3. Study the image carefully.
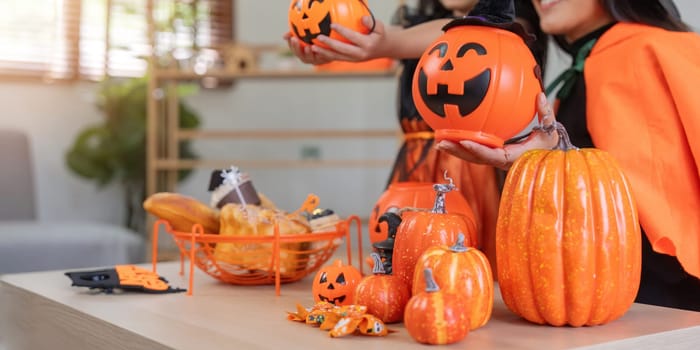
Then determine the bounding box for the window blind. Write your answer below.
[0,0,233,81]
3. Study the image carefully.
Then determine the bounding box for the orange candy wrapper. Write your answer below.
[287,302,396,338]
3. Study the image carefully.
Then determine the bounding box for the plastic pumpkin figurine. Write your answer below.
[388,177,478,291]
[404,268,470,345]
[368,181,474,244]
[354,253,411,324]
[412,18,542,147]
[412,233,493,330]
[496,122,641,327]
[288,0,374,49]
[312,259,363,306]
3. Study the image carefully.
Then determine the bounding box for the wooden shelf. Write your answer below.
[146,73,399,190]
[153,68,398,81]
[153,158,393,170]
[176,129,399,140]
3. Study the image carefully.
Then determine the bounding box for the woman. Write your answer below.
[437,0,700,311]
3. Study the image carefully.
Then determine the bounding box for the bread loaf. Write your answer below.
[143,192,220,234]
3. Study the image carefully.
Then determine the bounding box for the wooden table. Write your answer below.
[2,261,699,350]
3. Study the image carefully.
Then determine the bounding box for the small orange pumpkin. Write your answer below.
[404,268,469,345]
[496,123,641,326]
[354,253,410,324]
[412,18,542,147]
[368,181,475,244]
[312,259,363,306]
[288,0,374,49]
[390,179,478,291]
[413,233,493,330]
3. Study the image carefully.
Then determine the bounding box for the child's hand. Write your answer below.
[310,16,387,62]
[282,15,381,65]
[283,32,333,65]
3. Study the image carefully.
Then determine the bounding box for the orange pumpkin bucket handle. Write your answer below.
[358,0,377,32]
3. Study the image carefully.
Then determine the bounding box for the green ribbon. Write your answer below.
[545,38,598,100]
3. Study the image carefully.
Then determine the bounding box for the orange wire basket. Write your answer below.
[150,215,364,296]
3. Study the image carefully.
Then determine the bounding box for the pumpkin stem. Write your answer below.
[431,172,456,214]
[545,121,579,151]
[370,253,387,275]
[424,268,440,293]
[449,233,469,253]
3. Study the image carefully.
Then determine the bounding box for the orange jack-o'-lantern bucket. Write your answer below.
[312,259,363,306]
[368,181,474,244]
[288,0,375,49]
[411,18,543,148]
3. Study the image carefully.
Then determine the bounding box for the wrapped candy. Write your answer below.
[287,302,395,338]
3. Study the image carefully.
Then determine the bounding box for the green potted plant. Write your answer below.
[66,76,200,235]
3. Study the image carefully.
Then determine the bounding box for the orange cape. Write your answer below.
[585,23,700,278]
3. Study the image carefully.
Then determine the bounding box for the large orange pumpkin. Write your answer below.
[368,181,475,244]
[496,123,641,327]
[412,233,493,330]
[411,18,542,147]
[312,259,363,306]
[404,268,469,345]
[288,0,374,49]
[389,179,478,291]
[354,253,410,323]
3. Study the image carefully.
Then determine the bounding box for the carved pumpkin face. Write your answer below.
[412,20,543,147]
[312,259,363,306]
[288,0,373,49]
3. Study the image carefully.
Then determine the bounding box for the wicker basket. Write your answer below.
[150,216,364,296]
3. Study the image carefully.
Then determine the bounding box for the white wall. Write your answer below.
[0,82,127,224]
[1,0,698,230]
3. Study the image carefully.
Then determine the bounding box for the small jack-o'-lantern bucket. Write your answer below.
[412,18,543,148]
[312,259,363,306]
[288,0,375,49]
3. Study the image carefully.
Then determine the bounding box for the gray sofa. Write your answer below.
[0,129,144,274]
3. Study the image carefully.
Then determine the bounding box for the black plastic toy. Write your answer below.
[65,265,186,294]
